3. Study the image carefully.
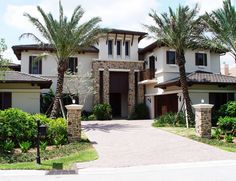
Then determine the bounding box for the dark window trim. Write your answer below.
[117,40,122,56]
[29,56,42,74]
[67,57,78,74]
[125,41,130,56]
[195,53,207,66]
[166,51,176,64]
[108,40,113,55]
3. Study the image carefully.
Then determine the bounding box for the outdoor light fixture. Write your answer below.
[201,99,204,104]
[36,120,47,164]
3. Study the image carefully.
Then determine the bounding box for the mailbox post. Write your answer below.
[36,120,46,164]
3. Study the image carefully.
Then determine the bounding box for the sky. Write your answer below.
[0,0,235,67]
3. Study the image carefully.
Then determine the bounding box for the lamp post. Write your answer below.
[36,120,46,164]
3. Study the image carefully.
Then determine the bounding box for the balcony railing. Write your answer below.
[140,69,155,81]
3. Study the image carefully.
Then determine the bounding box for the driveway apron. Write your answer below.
[77,120,236,169]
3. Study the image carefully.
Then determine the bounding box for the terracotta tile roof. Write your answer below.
[0,71,52,89]
[12,44,99,60]
[155,71,236,89]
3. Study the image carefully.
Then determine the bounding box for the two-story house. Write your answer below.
[139,41,236,118]
[12,29,147,117]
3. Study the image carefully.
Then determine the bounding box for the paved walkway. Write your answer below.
[77,120,236,169]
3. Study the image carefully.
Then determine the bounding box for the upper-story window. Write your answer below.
[29,56,42,74]
[166,51,176,64]
[67,57,78,74]
[108,40,113,56]
[125,41,130,57]
[117,40,122,56]
[195,53,207,66]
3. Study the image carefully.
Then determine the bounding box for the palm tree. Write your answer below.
[203,0,236,62]
[21,1,103,118]
[146,4,206,125]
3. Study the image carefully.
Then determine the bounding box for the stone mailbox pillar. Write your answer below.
[192,104,214,138]
[65,104,83,142]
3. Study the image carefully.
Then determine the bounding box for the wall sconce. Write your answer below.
[201,99,204,103]
[147,97,151,103]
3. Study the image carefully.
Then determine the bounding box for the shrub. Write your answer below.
[153,112,186,127]
[40,141,47,151]
[2,140,15,153]
[88,114,96,120]
[224,134,233,143]
[218,101,236,118]
[129,103,149,120]
[217,117,236,134]
[93,104,112,120]
[0,108,36,145]
[19,141,32,153]
[212,128,221,140]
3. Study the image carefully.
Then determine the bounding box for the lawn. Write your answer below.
[160,127,236,152]
[0,138,98,170]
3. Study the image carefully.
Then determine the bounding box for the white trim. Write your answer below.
[134,70,140,72]
[0,89,41,93]
[189,89,236,93]
[108,68,130,72]
[145,90,182,96]
[99,68,105,71]
[93,59,142,63]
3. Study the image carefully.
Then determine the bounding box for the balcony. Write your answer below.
[140,69,155,81]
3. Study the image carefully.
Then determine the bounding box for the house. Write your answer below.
[221,63,236,77]
[12,29,147,118]
[10,29,236,118]
[139,41,236,118]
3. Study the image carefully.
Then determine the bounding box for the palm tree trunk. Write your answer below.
[176,51,194,126]
[50,61,67,118]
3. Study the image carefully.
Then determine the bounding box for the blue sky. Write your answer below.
[0,0,235,67]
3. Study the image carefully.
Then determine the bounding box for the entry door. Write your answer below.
[110,93,121,117]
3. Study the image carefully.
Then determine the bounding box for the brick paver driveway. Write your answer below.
[77,120,236,169]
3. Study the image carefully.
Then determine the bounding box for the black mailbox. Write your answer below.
[39,124,47,136]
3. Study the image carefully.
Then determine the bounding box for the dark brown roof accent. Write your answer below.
[0,71,52,89]
[155,71,236,89]
[139,41,228,55]
[12,44,99,60]
[108,29,147,42]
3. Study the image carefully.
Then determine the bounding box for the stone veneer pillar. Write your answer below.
[65,104,83,142]
[192,104,214,138]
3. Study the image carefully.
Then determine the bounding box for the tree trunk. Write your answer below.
[50,61,67,119]
[176,50,194,126]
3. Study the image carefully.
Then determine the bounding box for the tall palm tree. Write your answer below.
[203,0,236,62]
[21,1,102,118]
[146,4,206,125]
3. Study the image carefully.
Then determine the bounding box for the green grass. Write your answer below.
[0,137,98,170]
[159,127,236,152]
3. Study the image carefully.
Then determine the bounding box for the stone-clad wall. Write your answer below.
[92,60,144,116]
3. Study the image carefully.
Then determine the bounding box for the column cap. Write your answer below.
[192,104,214,109]
[65,104,83,110]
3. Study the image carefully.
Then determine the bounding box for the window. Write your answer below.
[108,40,113,55]
[195,53,207,66]
[125,41,130,56]
[0,92,12,110]
[67,57,78,74]
[117,40,121,56]
[166,51,176,64]
[29,56,42,74]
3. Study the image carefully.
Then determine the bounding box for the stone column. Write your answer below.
[192,104,214,138]
[128,71,135,115]
[103,69,110,104]
[65,104,83,142]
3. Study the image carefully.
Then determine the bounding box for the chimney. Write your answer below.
[221,63,229,75]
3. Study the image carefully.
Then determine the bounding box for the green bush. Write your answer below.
[212,128,221,140]
[19,141,32,153]
[88,114,96,120]
[218,117,236,134]
[218,101,236,118]
[129,103,149,120]
[93,104,112,120]
[153,112,186,127]
[0,108,67,153]
[224,134,233,143]
[40,141,47,151]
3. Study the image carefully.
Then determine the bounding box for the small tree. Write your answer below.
[0,38,10,78]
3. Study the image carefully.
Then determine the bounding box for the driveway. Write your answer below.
[77,120,236,169]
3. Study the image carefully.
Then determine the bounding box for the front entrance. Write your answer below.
[154,94,178,117]
[109,93,121,117]
[109,72,129,118]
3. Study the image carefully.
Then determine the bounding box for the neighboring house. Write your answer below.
[0,71,51,113]
[139,41,236,118]
[12,29,147,118]
[221,63,236,77]
[10,29,236,118]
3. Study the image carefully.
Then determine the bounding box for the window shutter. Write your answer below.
[204,54,207,66]
[39,58,42,74]
[29,56,32,74]
[75,58,78,73]
[166,51,169,64]
[195,53,198,65]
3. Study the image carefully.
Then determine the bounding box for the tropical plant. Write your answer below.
[19,141,32,153]
[0,38,10,75]
[93,103,112,120]
[129,103,149,120]
[203,0,236,62]
[21,1,103,118]
[224,134,233,143]
[146,4,206,126]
